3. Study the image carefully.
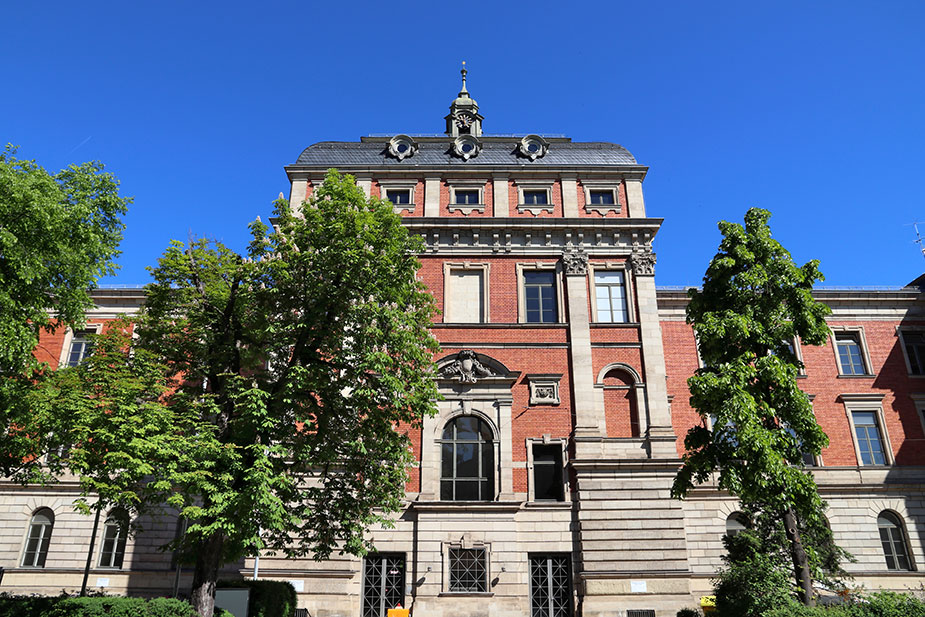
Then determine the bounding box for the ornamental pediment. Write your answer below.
[436,350,520,385]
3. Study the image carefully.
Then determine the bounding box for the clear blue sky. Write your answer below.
[4,1,924,287]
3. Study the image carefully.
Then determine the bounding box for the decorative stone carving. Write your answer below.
[561,249,589,276]
[387,135,418,161]
[519,134,549,160]
[630,244,657,276]
[452,135,481,160]
[441,350,495,384]
[527,374,562,405]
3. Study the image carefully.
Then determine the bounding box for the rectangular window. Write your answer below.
[532,444,564,501]
[454,190,480,205]
[594,271,629,323]
[835,333,866,375]
[67,330,95,367]
[589,190,615,205]
[853,411,887,465]
[903,331,925,375]
[385,189,411,205]
[449,548,487,592]
[446,270,484,323]
[529,555,573,617]
[524,271,557,323]
[523,190,548,205]
[98,518,128,569]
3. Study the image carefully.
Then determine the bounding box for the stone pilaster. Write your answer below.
[356,177,372,198]
[563,250,603,436]
[630,245,676,457]
[289,179,308,211]
[492,176,509,217]
[424,177,441,217]
[561,176,579,217]
[625,178,647,218]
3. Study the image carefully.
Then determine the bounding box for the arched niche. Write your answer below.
[595,363,646,438]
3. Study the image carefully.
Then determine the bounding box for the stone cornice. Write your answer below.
[404,217,662,256]
[285,165,649,181]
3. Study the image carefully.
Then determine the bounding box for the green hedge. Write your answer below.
[0,595,198,617]
[217,580,297,617]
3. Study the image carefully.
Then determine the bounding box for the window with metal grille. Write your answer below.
[835,332,866,375]
[362,554,405,617]
[449,548,487,592]
[853,411,887,465]
[66,330,95,367]
[594,271,629,323]
[22,509,54,567]
[589,189,615,205]
[626,611,656,617]
[530,555,572,617]
[441,417,494,501]
[878,512,912,571]
[903,331,925,375]
[532,444,564,501]
[454,190,480,205]
[524,271,557,323]
[523,190,548,205]
[98,510,129,568]
[386,189,411,205]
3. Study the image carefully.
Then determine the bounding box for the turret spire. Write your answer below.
[445,62,483,137]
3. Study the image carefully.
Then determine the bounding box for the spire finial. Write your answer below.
[459,61,468,95]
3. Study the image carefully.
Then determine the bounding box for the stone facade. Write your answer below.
[2,76,925,617]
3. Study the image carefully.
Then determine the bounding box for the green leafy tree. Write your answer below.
[0,145,129,479]
[671,208,838,606]
[135,170,440,617]
[27,323,201,594]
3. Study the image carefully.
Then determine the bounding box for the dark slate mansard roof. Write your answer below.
[292,138,638,168]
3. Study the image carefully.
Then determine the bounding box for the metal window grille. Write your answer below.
[626,611,656,617]
[594,271,628,323]
[878,513,911,570]
[853,411,886,465]
[530,555,572,617]
[524,271,557,323]
[362,554,405,617]
[836,334,866,375]
[449,548,486,592]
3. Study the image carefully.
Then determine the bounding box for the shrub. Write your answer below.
[217,580,297,617]
[0,595,197,617]
[677,609,702,617]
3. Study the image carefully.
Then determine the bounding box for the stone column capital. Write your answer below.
[561,249,589,277]
[630,244,657,276]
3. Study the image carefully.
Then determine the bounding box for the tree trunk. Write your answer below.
[80,503,103,596]
[190,534,225,617]
[783,508,815,606]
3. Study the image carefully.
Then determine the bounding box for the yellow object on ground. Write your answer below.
[700,595,716,613]
[387,608,409,617]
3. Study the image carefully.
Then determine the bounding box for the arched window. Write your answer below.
[878,511,912,571]
[725,512,749,539]
[99,510,129,569]
[441,416,494,501]
[22,508,54,567]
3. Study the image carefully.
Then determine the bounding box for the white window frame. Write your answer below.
[442,262,490,324]
[897,327,925,377]
[59,324,102,368]
[909,394,925,444]
[588,262,635,324]
[443,542,491,594]
[840,393,893,466]
[516,183,554,215]
[581,180,622,215]
[830,326,874,377]
[378,180,417,214]
[516,263,565,324]
[448,182,485,215]
[525,437,569,503]
[97,510,129,569]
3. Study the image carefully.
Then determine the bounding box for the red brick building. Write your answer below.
[2,71,924,617]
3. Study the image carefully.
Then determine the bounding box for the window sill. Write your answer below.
[448,204,486,215]
[439,592,494,597]
[590,322,640,327]
[525,500,571,508]
[837,374,877,379]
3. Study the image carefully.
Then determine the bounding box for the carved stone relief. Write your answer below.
[630,244,657,276]
[440,350,495,384]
